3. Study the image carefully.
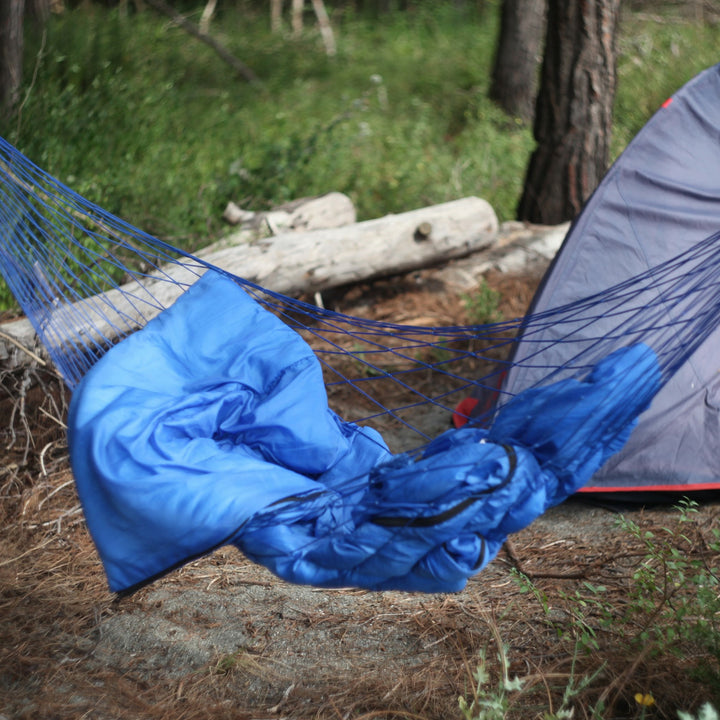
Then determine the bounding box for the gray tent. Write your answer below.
[502,63,720,497]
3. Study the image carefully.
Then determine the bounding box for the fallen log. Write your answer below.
[0,196,497,372]
[221,192,356,239]
[227,195,498,292]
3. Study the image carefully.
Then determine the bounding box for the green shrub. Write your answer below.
[619,500,720,692]
[1,3,719,312]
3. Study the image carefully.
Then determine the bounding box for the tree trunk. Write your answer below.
[26,0,50,24]
[517,0,620,225]
[271,0,282,32]
[199,0,217,35]
[0,0,25,120]
[310,0,336,56]
[292,0,303,35]
[489,0,546,123]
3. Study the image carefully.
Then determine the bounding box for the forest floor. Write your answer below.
[2,247,720,720]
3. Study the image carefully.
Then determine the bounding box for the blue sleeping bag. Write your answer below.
[68,271,660,594]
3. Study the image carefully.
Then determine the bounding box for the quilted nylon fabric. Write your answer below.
[68,271,660,594]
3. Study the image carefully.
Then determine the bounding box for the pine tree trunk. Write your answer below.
[292,0,303,35]
[489,0,546,123]
[517,0,620,224]
[271,0,282,32]
[27,0,50,24]
[0,0,26,120]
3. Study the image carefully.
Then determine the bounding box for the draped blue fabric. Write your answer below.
[68,271,660,594]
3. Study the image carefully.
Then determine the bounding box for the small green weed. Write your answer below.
[458,646,524,720]
[458,634,604,720]
[505,504,720,717]
[555,582,614,654]
[214,651,242,675]
[462,283,502,325]
[619,499,720,692]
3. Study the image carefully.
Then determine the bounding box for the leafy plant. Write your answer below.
[458,635,605,720]
[619,500,720,692]
[462,283,501,325]
[458,645,524,720]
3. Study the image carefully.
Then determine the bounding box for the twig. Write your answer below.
[267,683,296,714]
[502,537,591,580]
[37,479,74,511]
[0,535,55,567]
[17,368,33,465]
[38,405,67,429]
[15,29,47,137]
[30,505,83,532]
[0,329,46,366]
[39,441,53,477]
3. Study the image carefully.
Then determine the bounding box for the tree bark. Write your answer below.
[310,0,336,56]
[517,0,620,225]
[0,0,25,120]
[271,0,282,32]
[292,0,303,35]
[26,0,50,24]
[489,0,546,123]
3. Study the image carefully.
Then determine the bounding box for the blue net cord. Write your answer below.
[3,134,720,454]
[6,135,720,592]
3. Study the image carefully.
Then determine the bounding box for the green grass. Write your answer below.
[456,501,720,719]
[613,7,720,155]
[0,1,719,312]
[5,2,509,243]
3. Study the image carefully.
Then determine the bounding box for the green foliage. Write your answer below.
[503,503,720,717]
[619,499,720,692]
[613,10,720,158]
[554,582,614,654]
[458,634,604,720]
[5,2,511,240]
[6,3,718,231]
[458,646,524,720]
[462,282,501,325]
[1,3,719,314]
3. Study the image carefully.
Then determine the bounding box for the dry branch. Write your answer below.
[144,0,260,84]
[198,0,217,34]
[310,0,336,56]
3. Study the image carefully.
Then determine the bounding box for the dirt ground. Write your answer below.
[2,264,720,720]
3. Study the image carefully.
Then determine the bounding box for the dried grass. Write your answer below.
[1,273,719,719]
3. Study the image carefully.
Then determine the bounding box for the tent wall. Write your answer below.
[502,63,720,494]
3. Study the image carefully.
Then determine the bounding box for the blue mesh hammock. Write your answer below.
[2,67,720,595]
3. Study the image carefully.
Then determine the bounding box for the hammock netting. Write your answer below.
[1,133,719,594]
